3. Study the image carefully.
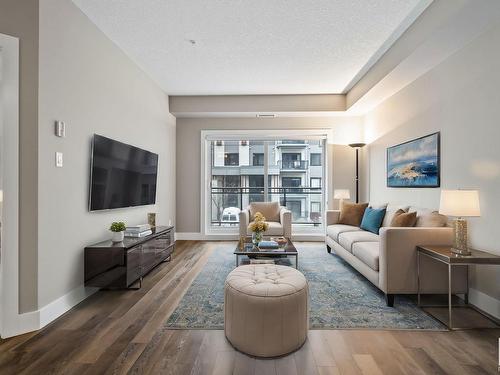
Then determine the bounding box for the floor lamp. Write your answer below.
[348,143,366,203]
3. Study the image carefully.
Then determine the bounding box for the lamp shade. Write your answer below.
[439,190,480,217]
[334,189,351,200]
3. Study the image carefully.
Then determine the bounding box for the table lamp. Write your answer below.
[439,190,480,255]
[334,189,351,210]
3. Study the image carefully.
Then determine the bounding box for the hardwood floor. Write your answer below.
[0,241,498,374]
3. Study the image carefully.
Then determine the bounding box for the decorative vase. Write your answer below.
[252,231,262,245]
[148,212,156,228]
[112,231,124,242]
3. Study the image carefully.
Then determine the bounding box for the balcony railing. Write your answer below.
[279,160,308,170]
[210,186,322,227]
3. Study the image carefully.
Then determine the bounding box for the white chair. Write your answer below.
[239,202,292,238]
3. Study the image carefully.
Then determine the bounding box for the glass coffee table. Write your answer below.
[234,236,298,268]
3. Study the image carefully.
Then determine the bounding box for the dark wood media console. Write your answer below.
[85,226,175,289]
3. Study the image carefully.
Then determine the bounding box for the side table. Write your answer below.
[416,245,500,329]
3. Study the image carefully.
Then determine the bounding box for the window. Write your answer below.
[310,153,321,166]
[310,177,321,188]
[252,153,264,166]
[287,201,302,221]
[224,153,239,166]
[282,177,301,188]
[311,202,321,213]
[208,138,325,233]
[282,153,303,169]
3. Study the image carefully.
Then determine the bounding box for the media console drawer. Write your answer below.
[85,225,175,289]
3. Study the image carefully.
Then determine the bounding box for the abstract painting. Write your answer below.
[387,132,440,187]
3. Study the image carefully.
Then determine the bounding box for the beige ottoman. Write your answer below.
[224,264,309,357]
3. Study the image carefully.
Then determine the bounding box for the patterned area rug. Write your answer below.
[166,242,444,330]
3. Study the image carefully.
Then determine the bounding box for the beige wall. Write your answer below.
[365,23,500,317]
[36,0,176,308]
[176,117,364,233]
[0,0,39,312]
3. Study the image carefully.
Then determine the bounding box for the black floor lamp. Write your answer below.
[348,143,366,203]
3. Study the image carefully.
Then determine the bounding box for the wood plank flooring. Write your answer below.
[0,241,498,374]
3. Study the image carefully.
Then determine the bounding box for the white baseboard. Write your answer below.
[469,287,500,320]
[39,285,99,328]
[175,232,325,242]
[1,285,99,338]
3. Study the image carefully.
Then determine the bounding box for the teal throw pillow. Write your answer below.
[360,207,386,234]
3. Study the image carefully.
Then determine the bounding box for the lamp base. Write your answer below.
[451,247,471,256]
[451,218,469,255]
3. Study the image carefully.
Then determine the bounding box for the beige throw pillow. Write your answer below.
[416,211,448,227]
[338,202,368,227]
[390,209,417,227]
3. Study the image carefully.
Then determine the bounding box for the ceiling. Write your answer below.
[72,0,431,95]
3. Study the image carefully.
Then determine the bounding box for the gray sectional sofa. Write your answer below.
[325,204,468,306]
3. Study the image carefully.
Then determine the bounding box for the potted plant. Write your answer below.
[249,212,269,245]
[110,221,126,242]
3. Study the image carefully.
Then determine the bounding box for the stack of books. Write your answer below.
[125,224,152,238]
[258,240,280,250]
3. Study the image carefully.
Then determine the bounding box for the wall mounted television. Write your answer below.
[89,134,158,211]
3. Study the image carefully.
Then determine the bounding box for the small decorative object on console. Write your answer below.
[148,212,156,227]
[110,221,126,242]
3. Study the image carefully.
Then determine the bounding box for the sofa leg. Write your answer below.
[326,245,331,253]
[385,294,395,307]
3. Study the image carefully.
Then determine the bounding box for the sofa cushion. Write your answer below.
[247,221,283,235]
[338,202,368,226]
[360,207,386,234]
[382,204,410,227]
[390,209,417,227]
[338,231,379,252]
[249,202,281,222]
[352,242,380,271]
[326,224,361,241]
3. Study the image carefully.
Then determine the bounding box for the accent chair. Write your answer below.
[239,202,292,238]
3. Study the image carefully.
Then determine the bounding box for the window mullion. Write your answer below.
[263,141,269,201]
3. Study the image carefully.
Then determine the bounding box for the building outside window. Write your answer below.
[310,153,322,166]
[224,153,239,166]
[310,177,321,188]
[282,177,301,188]
[252,153,264,166]
[311,201,321,213]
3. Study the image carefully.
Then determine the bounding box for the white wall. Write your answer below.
[176,116,364,233]
[365,22,500,318]
[37,0,176,309]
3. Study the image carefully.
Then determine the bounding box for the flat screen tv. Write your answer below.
[89,134,158,211]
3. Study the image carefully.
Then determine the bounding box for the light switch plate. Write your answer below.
[56,152,63,167]
[55,121,66,137]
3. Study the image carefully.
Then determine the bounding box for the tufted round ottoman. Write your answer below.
[224,264,309,357]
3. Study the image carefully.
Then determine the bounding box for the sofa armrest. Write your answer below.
[239,210,250,237]
[378,227,466,294]
[326,210,341,225]
[280,207,292,238]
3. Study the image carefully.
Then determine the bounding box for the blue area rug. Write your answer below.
[166,242,444,330]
